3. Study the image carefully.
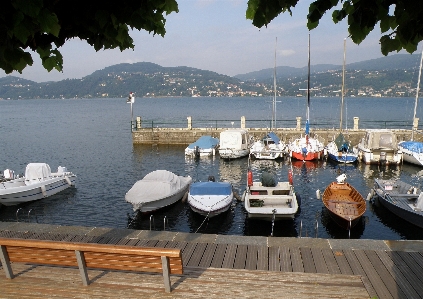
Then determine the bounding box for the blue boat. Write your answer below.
[399,141,423,166]
[185,135,219,157]
[326,132,358,164]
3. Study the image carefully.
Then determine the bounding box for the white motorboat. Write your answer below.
[187,178,233,217]
[185,135,219,157]
[218,128,252,159]
[0,163,77,206]
[243,170,299,220]
[357,129,402,165]
[250,132,286,160]
[125,170,192,212]
[398,49,423,167]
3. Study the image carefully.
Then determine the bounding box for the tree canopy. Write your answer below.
[0,0,178,74]
[247,0,423,55]
[1,0,423,75]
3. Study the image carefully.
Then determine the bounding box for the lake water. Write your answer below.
[1,96,423,240]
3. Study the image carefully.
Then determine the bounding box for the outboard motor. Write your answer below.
[379,151,387,166]
[208,175,215,182]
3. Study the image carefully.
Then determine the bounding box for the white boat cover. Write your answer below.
[186,136,219,150]
[125,170,189,205]
[25,163,52,185]
[399,141,423,153]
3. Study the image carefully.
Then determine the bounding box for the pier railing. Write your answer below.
[130,118,414,131]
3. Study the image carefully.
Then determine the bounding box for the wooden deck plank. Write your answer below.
[310,247,329,274]
[186,243,207,267]
[321,248,341,274]
[198,243,217,268]
[125,239,139,246]
[354,250,394,299]
[390,251,423,294]
[300,247,316,273]
[363,250,407,299]
[221,244,237,269]
[245,245,259,270]
[209,244,226,268]
[408,251,423,273]
[343,250,379,299]
[0,263,370,299]
[333,250,353,275]
[268,246,280,271]
[181,242,197,267]
[290,247,304,273]
[279,247,292,272]
[233,244,247,269]
[256,245,268,271]
[375,250,421,299]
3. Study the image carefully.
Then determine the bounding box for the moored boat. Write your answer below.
[357,129,402,165]
[218,128,252,159]
[326,132,358,164]
[243,170,299,220]
[288,34,324,161]
[0,163,77,206]
[250,132,286,160]
[320,174,366,230]
[373,179,423,229]
[185,135,219,157]
[125,170,192,212]
[187,178,233,217]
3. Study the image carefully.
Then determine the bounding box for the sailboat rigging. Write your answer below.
[325,38,358,164]
[398,48,423,166]
[288,34,324,161]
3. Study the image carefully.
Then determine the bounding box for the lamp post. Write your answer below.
[127,92,135,129]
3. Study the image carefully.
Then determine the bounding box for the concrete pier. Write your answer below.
[131,116,422,145]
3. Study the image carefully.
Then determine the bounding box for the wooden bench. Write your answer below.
[0,237,183,292]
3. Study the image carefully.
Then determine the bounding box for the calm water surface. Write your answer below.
[1,97,423,240]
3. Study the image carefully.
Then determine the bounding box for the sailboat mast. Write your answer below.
[340,38,346,132]
[273,37,277,130]
[307,33,310,126]
[412,49,423,141]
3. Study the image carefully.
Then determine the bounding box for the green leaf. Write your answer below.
[380,35,401,55]
[39,9,61,37]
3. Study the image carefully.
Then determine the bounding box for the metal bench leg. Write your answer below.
[75,250,89,286]
[161,256,171,292]
[0,245,14,279]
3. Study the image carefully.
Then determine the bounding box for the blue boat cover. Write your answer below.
[266,132,281,144]
[189,181,232,196]
[400,141,423,153]
[187,135,219,149]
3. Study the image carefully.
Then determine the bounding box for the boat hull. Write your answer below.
[400,148,423,166]
[0,174,77,206]
[188,195,233,217]
[291,150,323,161]
[139,186,189,213]
[374,179,423,229]
[219,149,249,159]
[322,181,366,230]
[327,152,358,164]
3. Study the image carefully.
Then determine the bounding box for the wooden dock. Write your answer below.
[1,222,423,298]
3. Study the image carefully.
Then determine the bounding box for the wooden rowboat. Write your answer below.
[321,174,366,230]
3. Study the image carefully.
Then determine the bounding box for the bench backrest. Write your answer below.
[0,237,183,292]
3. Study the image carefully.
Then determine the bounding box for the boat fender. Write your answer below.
[316,189,321,200]
[366,192,373,201]
[288,169,293,185]
[233,190,241,201]
[181,191,188,203]
[40,185,47,197]
[247,170,253,187]
[65,176,72,186]
[323,148,327,157]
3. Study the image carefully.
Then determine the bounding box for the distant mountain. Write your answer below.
[235,54,421,81]
[0,54,421,99]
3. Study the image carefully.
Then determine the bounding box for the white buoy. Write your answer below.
[316,189,321,199]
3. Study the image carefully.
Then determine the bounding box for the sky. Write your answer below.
[0,0,406,83]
